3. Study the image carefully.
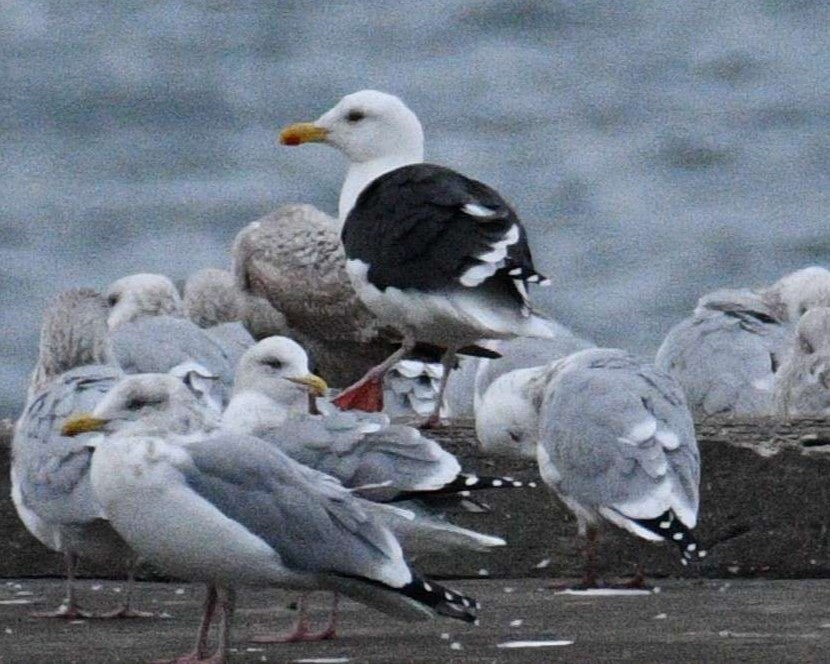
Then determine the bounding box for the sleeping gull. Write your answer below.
[11,288,143,618]
[774,306,830,417]
[656,266,830,417]
[280,90,556,426]
[62,375,480,662]
[474,348,704,587]
[105,273,235,409]
[182,267,258,369]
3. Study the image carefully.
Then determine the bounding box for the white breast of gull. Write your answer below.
[280,90,556,426]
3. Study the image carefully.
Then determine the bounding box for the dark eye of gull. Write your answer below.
[264,358,283,370]
[346,109,365,123]
[107,294,120,307]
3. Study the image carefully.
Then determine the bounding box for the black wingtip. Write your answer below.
[390,473,536,502]
[633,510,707,565]
[402,574,479,623]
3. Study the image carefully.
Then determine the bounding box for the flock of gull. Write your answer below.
[11,89,830,663]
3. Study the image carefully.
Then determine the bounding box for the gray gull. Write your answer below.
[62,375,479,662]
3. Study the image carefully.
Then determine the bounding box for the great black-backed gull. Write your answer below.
[280,90,556,425]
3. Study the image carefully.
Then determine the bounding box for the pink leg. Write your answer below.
[152,585,218,664]
[332,338,415,413]
[419,348,457,429]
[251,592,339,643]
[95,559,155,619]
[576,526,601,589]
[32,552,95,619]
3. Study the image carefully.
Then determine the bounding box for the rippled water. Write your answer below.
[2,0,829,416]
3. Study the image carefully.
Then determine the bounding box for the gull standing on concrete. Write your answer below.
[280,90,556,425]
[222,336,508,641]
[474,348,704,587]
[774,307,830,417]
[62,375,479,663]
[11,288,144,618]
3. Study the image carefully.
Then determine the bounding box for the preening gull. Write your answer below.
[774,306,830,417]
[105,273,235,409]
[182,267,258,369]
[280,90,556,425]
[472,348,704,587]
[656,267,830,417]
[62,375,480,662]
[12,288,143,618]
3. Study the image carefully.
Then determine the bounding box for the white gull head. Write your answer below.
[282,90,425,223]
[105,273,183,330]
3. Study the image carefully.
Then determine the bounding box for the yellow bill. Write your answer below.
[280,122,329,146]
[61,414,108,437]
[284,373,329,397]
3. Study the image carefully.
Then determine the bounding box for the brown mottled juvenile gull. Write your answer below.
[656,266,830,418]
[62,374,479,662]
[280,90,556,426]
[774,306,830,417]
[232,205,451,417]
[232,203,393,387]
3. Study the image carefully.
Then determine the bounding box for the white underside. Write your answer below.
[90,436,313,589]
[346,259,554,346]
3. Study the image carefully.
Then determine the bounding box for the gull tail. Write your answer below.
[632,509,707,566]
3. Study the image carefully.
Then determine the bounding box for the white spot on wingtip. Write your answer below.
[462,202,496,218]
[672,533,684,541]
[464,476,479,486]
[491,479,503,487]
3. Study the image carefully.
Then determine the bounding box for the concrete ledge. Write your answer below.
[2,417,830,581]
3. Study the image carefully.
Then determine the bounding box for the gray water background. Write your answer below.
[2,0,829,418]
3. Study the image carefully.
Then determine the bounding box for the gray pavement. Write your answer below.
[1,578,828,663]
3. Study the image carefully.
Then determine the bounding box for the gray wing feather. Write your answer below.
[254,413,460,501]
[540,350,699,525]
[110,316,234,402]
[182,433,407,583]
[656,309,791,417]
[13,365,122,525]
